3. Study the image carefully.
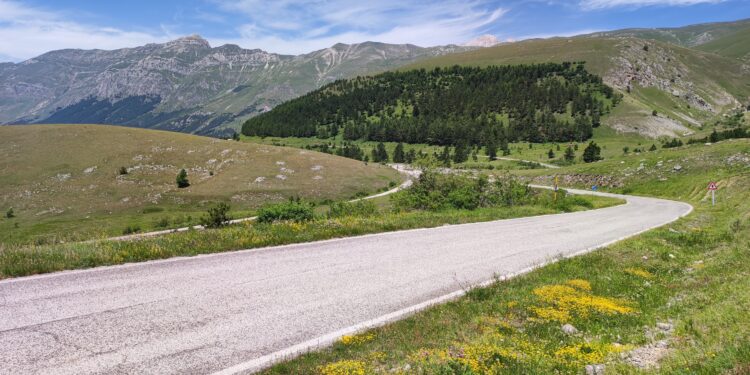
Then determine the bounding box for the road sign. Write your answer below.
[708,182,718,191]
[591,185,598,191]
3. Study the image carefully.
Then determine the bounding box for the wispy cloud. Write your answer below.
[580,0,725,10]
[210,0,507,54]
[0,0,165,61]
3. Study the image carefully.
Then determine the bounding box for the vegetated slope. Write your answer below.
[694,24,750,61]
[588,18,750,60]
[0,37,471,136]
[0,124,399,243]
[243,63,619,147]
[403,37,750,138]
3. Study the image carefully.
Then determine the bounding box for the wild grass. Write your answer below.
[0,125,400,244]
[0,190,618,279]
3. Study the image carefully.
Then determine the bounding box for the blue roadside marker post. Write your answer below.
[592,185,598,192]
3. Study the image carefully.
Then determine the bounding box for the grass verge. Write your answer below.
[0,191,619,279]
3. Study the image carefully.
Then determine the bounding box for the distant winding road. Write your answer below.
[0,188,691,375]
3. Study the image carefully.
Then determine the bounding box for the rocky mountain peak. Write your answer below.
[166,35,211,49]
[463,34,501,48]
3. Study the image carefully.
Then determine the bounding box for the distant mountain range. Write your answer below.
[1,18,748,137]
[0,36,471,136]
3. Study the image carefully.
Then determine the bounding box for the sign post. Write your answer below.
[708,182,718,206]
[553,176,559,202]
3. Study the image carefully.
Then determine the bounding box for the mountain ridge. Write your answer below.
[0,36,473,136]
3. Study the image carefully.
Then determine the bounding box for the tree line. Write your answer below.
[242,63,620,148]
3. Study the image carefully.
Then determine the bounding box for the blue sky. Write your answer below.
[0,0,748,61]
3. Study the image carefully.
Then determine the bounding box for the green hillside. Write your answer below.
[695,23,750,60]
[0,125,400,244]
[403,37,750,139]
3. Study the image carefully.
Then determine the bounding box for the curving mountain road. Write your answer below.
[0,189,692,375]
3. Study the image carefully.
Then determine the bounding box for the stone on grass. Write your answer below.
[585,364,606,375]
[561,323,578,335]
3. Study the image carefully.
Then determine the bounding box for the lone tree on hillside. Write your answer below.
[564,146,575,162]
[118,166,128,175]
[5,208,14,219]
[649,144,658,151]
[392,143,405,163]
[548,149,555,159]
[583,142,603,163]
[176,169,190,188]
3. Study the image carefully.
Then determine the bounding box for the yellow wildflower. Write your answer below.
[624,268,654,279]
[530,280,635,323]
[318,360,367,375]
[339,332,375,346]
[566,279,592,291]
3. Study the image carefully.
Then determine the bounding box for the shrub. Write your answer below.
[122,225,141,235]
[391,171,531,211]
[328,200,378,218]
[176,168,190,188]
[154,217,170,228]
[118,166,128,175]
[5,208,14,219]
[201,202,232,228]
[257,198,315,223]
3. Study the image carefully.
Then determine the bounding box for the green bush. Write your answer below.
[201,202,232,228]
[535,190,595,212]
[122,225,141,235]
[328,200,378,219]
[257,198,315,223]
[176,168,190,188]
[154,217,170,228]
[391,171,531,211]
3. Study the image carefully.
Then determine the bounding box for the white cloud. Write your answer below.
[0,0,166,61]
[210,0,507,54]
[580,0,724,10]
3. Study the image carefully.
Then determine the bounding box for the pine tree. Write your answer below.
[548,149,555,159]
[564,146,575,162]
[371,142,389,163]
[405,149,416,164]
[393,143,406,163]
[582,142,602,163]
[485,139,498,161]
[439,146,452,167]
[453,141,469,163]
[5,207,14,219]
[649,144,658,151]
[176,169,190,188]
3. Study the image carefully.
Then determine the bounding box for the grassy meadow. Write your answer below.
[0,125,401,245]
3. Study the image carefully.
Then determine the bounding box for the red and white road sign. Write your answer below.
[708,182,718,191]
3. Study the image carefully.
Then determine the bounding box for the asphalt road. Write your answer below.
[0,189,692,375]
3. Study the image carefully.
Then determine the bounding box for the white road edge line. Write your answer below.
[211,190,693,375]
